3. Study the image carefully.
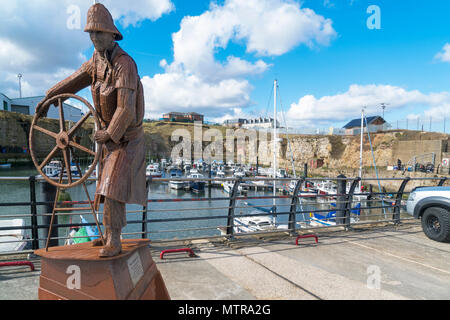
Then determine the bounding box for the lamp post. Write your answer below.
[380,103,389,120]
[17,74,23,98]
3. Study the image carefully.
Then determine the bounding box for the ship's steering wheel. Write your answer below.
[29,94,101,189]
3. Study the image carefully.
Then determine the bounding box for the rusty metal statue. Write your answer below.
[36,3,147,257]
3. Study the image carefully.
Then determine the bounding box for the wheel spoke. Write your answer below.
[58,98,66,132]
[68,111,92,137]
[33,125,58,139]
[68,147,83,177]
[63,148,72,184]
[69,140,96,156]
[39,145,59,171]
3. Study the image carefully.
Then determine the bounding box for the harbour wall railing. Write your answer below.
[0,175,447,256]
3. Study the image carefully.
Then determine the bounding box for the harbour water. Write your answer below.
[0,164,395,246]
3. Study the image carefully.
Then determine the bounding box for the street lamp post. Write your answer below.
[17,74,23,98]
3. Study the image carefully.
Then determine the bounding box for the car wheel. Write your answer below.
[421,207,450,243]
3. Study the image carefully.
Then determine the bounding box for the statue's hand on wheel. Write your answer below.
[94,130,111,144]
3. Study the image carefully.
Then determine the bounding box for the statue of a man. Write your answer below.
[37,3,147,257]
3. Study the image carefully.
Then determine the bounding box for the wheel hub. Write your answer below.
[427,216,441,233]
[56,131,70,149]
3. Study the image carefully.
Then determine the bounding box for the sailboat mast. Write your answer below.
[359,108,364,191]
[273,79,277,211]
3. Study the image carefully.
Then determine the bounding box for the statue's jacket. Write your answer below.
[46,44,147,206]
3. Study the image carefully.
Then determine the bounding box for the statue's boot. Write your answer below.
[99,228,122,257]
[92,229,108,247]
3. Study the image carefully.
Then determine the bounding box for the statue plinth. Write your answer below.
[34,239,170,300]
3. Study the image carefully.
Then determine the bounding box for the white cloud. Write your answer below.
[168,0,336,81]
[286,84,450,127]
[435,43,450,63]
[144,0,336,119]
[102,0,174,27]
[0,0,174,97]
[142,73,253,119]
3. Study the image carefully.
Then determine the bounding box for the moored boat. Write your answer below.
[146,164,162,178]
[0,219,28,252]
[188,173,206,193]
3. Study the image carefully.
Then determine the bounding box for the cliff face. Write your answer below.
[277,131,448,172]
[1,111,448,177]
[0,111,93,161]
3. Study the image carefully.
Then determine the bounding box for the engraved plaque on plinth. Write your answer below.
[34,239,170,300]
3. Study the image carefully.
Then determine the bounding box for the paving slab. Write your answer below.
[0,221,448,300]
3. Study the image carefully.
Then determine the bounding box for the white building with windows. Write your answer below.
[242,117,280,129]
[0,93,82,122]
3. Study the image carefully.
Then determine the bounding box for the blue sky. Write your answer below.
[2,0,450,131]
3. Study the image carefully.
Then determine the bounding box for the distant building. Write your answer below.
[162,112,204,123]
[343,116,391,135]
[0,92,82,122]
[223,118,247,128]
[224,117,280,129]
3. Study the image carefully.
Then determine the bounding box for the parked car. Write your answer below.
[406,186,450,242]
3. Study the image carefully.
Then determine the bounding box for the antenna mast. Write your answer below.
[359,107,365,191]
[273,79,277,223]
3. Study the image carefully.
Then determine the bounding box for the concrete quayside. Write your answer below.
[1,221,449,300]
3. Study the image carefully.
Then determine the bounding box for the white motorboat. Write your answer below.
[168,168,185,190]
[146,164,162,178]
[251,176,268,187]
[223,180,249,193]
[213,171,226,186]
[40,160,61,178]
[189,167,199,174]
[233,169,246,178]
[234,199,288,234]
[39,160,81,179]
[169,179,187,190]
[0,219,27,252]
[288,180,317,198]
[276,168,288,178]
[316,180,337,197]
[233,214,276,233]
[219,206,288,235]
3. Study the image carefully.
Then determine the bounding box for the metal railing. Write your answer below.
[0,175,447,256]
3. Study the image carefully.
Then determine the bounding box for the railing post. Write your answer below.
[393,177,411,224]
[226,178,241,237]
[208,163,212,195]
[142,177,150,239]
[438,177,447,186]
[336,175,347,226]
[29,176,39,250]
[42,180,58,247]
[345,177,361,228]
[367,184,374,216]
[288,178,304,235]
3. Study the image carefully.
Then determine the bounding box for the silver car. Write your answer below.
[406,186,450,242]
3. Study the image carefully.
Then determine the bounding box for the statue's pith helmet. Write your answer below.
[84,3,123,41]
